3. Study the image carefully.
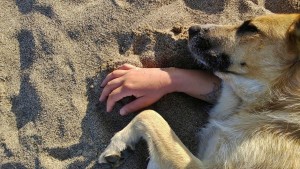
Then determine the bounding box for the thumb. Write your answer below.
[119,96,155,116]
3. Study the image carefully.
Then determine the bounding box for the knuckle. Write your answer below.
[123,82,133,89]
[108,93,115,102]
[108,90,120,101]
[106,81,113,86]
[110,71,118,77]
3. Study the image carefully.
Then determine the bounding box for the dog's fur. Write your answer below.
[99,14,300,169]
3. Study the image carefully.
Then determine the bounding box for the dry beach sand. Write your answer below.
[0,0,299,168]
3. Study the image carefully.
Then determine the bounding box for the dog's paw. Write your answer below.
[98,139,134,168]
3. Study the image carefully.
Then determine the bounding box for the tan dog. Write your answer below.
[99,14,300,169]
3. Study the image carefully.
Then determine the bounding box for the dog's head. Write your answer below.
[189,14,300,102]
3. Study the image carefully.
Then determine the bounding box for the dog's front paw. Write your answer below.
[98,138,134,168]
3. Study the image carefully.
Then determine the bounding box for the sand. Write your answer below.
[0,0,299,168]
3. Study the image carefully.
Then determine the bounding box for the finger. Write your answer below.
[119,96,155,116]
[101,70,128,87]
[106,86,131,112]
[118,64,138,70]
[99,78,123,102]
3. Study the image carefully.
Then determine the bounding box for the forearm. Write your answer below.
[165,68,222,103]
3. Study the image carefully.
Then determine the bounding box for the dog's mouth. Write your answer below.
[188,37,231,72]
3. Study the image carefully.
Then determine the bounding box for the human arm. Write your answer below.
[99,64,221,115]
[168,68,222,103]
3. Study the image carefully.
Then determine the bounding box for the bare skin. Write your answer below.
[100,63,221,115]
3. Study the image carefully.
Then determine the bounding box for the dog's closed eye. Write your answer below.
[237,20,259,35]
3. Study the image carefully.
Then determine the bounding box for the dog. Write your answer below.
[99,14,300,169]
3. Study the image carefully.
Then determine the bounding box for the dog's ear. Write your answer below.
[287,16,300,58]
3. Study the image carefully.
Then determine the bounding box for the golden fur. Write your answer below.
[99,14,300,169]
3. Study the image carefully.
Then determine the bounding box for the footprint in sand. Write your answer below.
[12,29,42,129]
[15,0,55,19]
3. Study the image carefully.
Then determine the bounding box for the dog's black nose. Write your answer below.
[189,25,212,38]
[188,26,201,38]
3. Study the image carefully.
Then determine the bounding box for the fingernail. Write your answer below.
[120,109,126,116]
[100,81,105,87]
[107,107,112,112]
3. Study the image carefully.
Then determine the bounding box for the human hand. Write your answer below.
[99,64,173,116]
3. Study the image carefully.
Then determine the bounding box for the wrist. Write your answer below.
[162,67,183,94]
[164,68,221,101]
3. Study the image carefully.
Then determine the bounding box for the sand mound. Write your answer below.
[0,0,298,168]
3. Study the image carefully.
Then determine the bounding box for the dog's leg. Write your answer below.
[99,110,203,169]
